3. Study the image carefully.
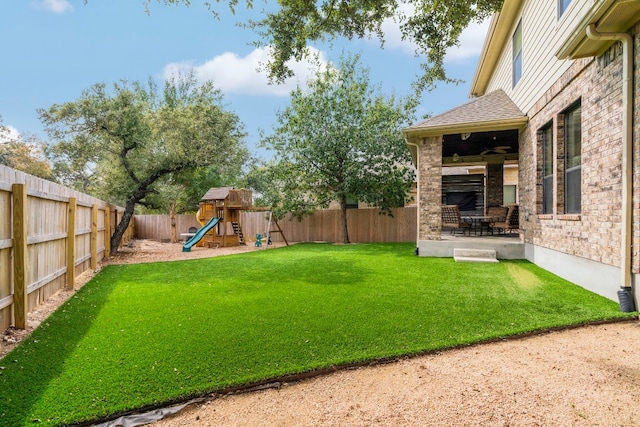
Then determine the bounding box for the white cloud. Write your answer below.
[371,7,490,64]
[444,20,490,63]
[163,47,330,97]
[31,0,74,14]
[0,125,20,143]
[377,4,417,56]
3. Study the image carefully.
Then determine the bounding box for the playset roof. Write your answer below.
[200,187,234,201]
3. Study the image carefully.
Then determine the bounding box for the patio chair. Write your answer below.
[442,205,472,236]
[487,206,508,223]
[491,204,519,234]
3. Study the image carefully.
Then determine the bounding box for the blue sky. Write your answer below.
[0,0,489,159]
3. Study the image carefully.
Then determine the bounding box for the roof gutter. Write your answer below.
[404,116,528,139]
[586,24,636,311]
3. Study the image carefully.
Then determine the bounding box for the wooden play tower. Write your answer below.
[197,187,253,248]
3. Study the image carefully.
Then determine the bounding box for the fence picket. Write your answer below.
[134,207,417,244]
[0,165,132,332]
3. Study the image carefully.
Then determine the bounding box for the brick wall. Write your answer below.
[486,163,504,208]
[417,136,443,240]
[633,24,640,272]
[521,26,639,270]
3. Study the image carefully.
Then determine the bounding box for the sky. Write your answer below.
[0,0,490,159]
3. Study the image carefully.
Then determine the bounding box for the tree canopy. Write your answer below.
[260,54,416,243]
[0,119,53,179]
[39,75,247,250]
[128,0,503,90]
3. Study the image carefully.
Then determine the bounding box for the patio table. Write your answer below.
[463,216,500,236]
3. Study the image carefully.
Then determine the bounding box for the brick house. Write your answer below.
[403,0,639,309]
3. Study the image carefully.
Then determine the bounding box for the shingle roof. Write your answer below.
[201,187,234,201]
[404,90,527,135]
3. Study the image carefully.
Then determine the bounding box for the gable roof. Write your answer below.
[403,90,527,138]
[201,187,234,201]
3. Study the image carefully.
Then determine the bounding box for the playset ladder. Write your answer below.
[231,221,245,245]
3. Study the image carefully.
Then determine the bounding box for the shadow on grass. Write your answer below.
[0,268,118,426]
[172,248,375,287]
[262,256,372,286]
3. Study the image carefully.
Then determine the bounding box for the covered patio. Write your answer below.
[403,90,528,259]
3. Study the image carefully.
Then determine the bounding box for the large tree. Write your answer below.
[39,75,247,251]
[0,118,53,179]
[261,54,416,244]
[134,0,502,89]
[137,163,246,215]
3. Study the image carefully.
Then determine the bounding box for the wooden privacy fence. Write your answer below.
[135,214,201,241]
[135,207,417,244]
[0,165,133,332]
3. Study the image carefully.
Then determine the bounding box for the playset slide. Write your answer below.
[182,217,220,252]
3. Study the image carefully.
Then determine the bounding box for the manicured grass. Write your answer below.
[0,243,633,425]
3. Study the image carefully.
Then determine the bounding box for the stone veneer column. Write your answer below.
[486,162,504,209]
[418,136,443,240]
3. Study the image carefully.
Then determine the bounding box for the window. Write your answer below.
[512,20,522,87]
[559,0,572,17]
[504,185,517,205]
[564,103,581,214]
[541,124,554,214]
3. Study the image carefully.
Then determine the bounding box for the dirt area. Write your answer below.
[2,240,640,426]
[156,322,640,427]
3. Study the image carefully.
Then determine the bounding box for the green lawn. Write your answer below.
[0,243,633,426]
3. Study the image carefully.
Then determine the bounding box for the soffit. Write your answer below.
[556,0,640,59]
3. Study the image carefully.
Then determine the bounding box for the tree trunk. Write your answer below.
[169,202,177,243]
[110,199,136,252]
[339,194,350,244]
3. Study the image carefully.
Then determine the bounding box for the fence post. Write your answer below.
[104,205,111,258]
[66,197,76,290]
[91,203,98,270]
[12,183,28,329]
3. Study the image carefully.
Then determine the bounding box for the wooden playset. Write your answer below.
[195,187,252,248]
[182,187,289,252]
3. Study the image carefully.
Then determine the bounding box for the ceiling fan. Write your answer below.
[480,146,511,155]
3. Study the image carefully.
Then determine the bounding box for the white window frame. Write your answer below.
[512,20,523,88]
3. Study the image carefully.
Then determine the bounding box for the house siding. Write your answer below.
[485,1,592,113]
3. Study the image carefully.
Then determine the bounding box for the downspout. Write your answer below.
[586,24,635,311]
[406,138,420,254]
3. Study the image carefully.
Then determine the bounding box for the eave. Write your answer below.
[470,0,523,97]
[403,117,528,140]
[556,0,640,59]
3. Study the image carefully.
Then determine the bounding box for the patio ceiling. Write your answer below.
[403,89,528,165]
[442,129,519,164]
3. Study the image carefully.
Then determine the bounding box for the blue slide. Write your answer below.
[182,217,221,252]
